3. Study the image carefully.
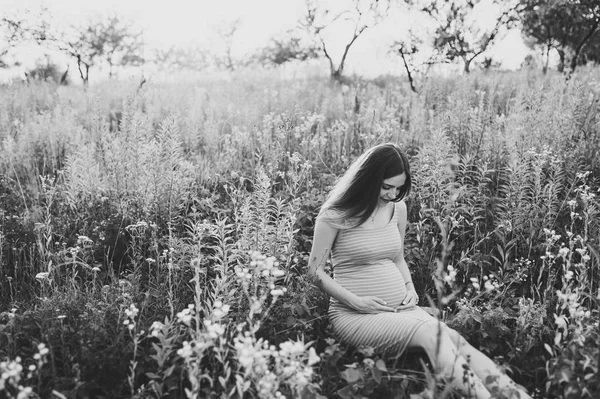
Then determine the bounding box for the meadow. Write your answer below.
[0,66,598,398]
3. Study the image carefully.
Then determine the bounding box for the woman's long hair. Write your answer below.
[318,143,411,229]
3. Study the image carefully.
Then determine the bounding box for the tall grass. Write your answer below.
[0,66,599,398]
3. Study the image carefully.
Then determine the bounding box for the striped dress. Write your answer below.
[327,201,433,356]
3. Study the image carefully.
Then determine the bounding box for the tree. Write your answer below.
[59,15,144,84]
[153,45,209,71]
[390,26,455,93]
[25,57,69,84]
[210,19,247,71]
[257,30,321,66]
[396,41,419,93]
[519,0,600,75]
[578,36,600,65]
[302,0,391,81]
[416,0,519,73]
[1,9,50,68]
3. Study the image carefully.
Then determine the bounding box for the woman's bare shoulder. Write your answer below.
[396,200,408,228]
[395,200,407,216]
[317,208,351,229]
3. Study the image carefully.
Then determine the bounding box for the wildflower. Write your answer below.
[213,300,231,318]
[272,269,285,277]
[16,387,33,399]
[177,307,194,326]
[150,321,165,337]
[564,270,574,281]
[558,247,569,257]
[57,315,66,320]
[37,343,49,356]
[307,347,320,366]
[554,314,567,330]
[177,341,194,359]
[279,340,304,357]
[35,272,50,280]
[77,235,93,246]
[484,279,496,293]
[125,304,139,319]
[575,171,590,180]
[205,322,225,339]
[444,265,457,285]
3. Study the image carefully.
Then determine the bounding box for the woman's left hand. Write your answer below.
[395,291,419,311]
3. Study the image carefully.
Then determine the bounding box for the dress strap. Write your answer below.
[391,201,399,223]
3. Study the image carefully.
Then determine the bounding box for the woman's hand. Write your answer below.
[395,291,419,311]
[352,296,396,313]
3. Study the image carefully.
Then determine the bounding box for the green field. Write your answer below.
[0,68,598,398]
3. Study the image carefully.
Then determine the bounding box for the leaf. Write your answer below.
[164,364,176,377]
[51,391,68,399]
[371,366,382,384]
[560,369,572,382]
[544,343,554,356]
[341,368,364,383]
[219,376,227,387]
[554,332,562,346]
[336,385,365,399]
[375,359,387,372]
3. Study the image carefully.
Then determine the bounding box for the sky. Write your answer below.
[0,0,532,82]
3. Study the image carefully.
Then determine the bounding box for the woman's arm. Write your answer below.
[392,201,418,307]
[307,217,395,313]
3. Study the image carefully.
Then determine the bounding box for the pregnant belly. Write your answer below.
[334,261,407,309]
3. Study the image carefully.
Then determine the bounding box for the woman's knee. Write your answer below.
[411,321,458,356]
[442,325,471,349]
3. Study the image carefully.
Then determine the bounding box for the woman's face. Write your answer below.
[379,173,407,205]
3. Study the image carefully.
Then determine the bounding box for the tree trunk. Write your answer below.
[399,48,417,93]
[76,57,89,86]
[463,57,471,74]
[321,40,337,79]
[569,17,600,74]
[557,49,565,73]
[331,69,342,82]
[543,43,550,74]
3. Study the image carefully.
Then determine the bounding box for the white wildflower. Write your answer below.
[35,272,49,280]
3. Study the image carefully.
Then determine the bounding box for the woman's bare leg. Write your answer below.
[444,327,532,399]
[408,321,491,398]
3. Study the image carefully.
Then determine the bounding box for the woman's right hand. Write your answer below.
[352,296,396,313]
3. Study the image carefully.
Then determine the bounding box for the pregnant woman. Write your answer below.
[307,143,531,399]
